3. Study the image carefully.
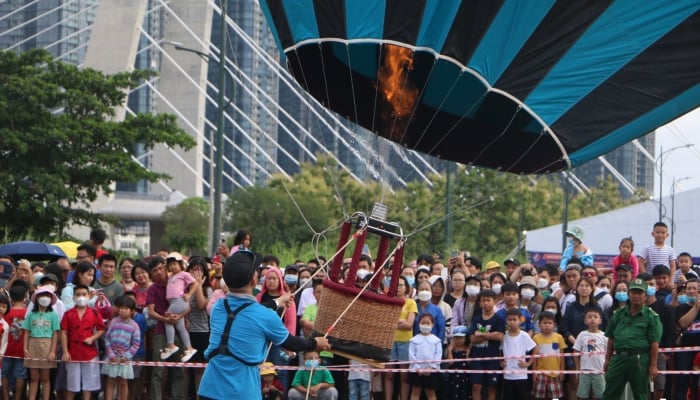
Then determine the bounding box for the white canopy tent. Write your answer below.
[526,187,700,265]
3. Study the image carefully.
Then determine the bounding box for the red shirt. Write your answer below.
[3,307,27,358]
[60,307,106,361]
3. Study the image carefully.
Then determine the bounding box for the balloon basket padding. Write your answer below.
[313,279,405,363]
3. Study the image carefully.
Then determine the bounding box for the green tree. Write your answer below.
[0,49,194,238]
[162,197,210,255]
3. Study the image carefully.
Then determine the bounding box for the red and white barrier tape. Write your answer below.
[5,344,700,374]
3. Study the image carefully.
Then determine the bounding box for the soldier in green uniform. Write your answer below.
[602,278,662,400]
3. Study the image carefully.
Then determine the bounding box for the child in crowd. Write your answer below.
[573,309,607,400]
[102,296,141,400]
[347,359,370,400]
[444,325,470,400]
[22,286,60,400]
[638,222,677,275]
[675,252,698,284]
[502,308,537,400]
[288,350,338,400]
[0,296,8,393]
[532,312,566,400]
[3,284,28,400]
[496,282,534,336]
[0,295,8,339]
[610,237,639,283]
[260,362,284,400]
[123,291,148,400]
[161,253,199,362]
[60,284,105,400]
[469,290,505,400]
[409,313,442,400]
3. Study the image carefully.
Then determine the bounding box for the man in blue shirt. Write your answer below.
[199,251,331,400]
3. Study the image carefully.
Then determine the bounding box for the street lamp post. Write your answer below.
[168,0,229,255]
[670,176,690,247]
[657,144,693,222]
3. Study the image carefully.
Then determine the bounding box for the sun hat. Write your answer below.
[565,225,585,242]
[31,285,58,305]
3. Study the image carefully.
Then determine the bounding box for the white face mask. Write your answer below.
[521,288,536,300]
[465,285,480,297]
[38,297,51,308]
[492,283,503,295]
[544,308,557,314]
[299,278,310,288]
[75,296,88,307]
[417,290,432,302]
[33,272,44,282]
[419,324,432,334]
[537,278,549,289]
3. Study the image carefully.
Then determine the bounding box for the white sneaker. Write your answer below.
[181,348,197,362]
[160,346,179,360]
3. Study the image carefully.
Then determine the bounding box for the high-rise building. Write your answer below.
[0,0,97,65]
[573,136,655,198]
[1,0,657,252]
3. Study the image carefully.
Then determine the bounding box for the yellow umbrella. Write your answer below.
[51,241,80,260]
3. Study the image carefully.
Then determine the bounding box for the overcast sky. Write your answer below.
[654,107,700,199]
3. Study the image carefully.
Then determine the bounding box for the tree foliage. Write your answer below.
[224,156,644,262]
[162,197,210,255]
[0,49,194,238]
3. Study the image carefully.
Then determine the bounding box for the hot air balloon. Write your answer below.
[260,0,700,174]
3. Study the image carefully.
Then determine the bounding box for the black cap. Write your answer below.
[503,257,520,266]
[39,273,59,285]
[616,264,632,272]
[223,251,257,289]
[284,264,299,273]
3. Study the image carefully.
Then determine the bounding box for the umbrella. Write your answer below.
[260,0,700,174]
[0,241,68,261]
[51,241,80,260]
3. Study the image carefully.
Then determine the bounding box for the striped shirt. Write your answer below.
[639,243,677,269]
[104,317,141,361]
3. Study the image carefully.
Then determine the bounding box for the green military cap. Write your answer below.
[628,278,647,292]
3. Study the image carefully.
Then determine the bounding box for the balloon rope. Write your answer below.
[322,240,404,339]
[304,364,316,400]
[261,227,366,362]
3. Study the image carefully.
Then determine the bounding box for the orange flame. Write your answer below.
[377,45,418,128]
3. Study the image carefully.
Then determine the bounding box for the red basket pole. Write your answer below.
[370,236,390,291]
[344,230,367,287]
[329,220,352,282]
[387,242,404,297]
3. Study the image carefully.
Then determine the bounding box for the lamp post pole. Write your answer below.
[657,144,693,222]
[670,176,690,247]
[168,0,229,255]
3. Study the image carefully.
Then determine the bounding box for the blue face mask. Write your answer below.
[678,294,695,304]
[284,275,298,285]
[304,359,319,368]
[382,277,391,289]
[259,276,266,286]
[405,276,415,287]
[614,292,628,302]
[646,286,657,296]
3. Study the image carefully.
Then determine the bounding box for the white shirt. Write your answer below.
[409,333,442,371]
[297,286,316,317]
[573,330,607,371]
[502,330,536,380]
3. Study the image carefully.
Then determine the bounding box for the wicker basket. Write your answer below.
[313,279,405,362]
